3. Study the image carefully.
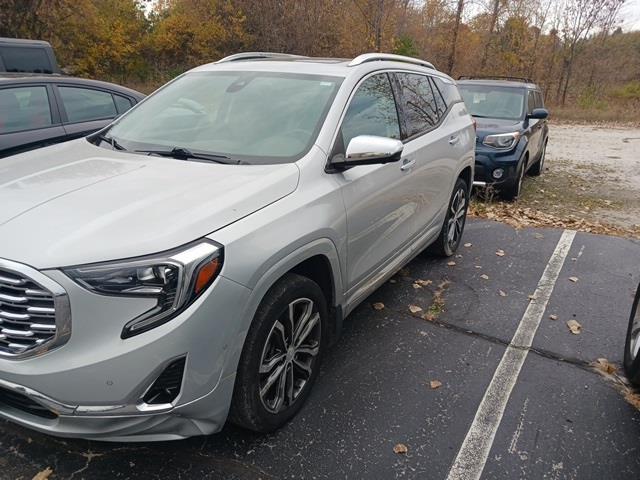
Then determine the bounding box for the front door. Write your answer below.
[332,73,414,296]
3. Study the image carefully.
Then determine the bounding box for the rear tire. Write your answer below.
[428,177,469,257]
[624,284,640,386]
[229,273,327,432]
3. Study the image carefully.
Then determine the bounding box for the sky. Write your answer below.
[620,0,640,31]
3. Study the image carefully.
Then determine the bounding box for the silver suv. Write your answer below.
[0,53,474,441]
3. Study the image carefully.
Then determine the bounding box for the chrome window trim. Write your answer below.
[0,258,71,359]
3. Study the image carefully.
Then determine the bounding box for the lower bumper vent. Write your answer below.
[0,386,57,419]
[142,357,186,405]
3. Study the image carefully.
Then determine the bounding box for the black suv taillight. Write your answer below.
[142,357,186,405]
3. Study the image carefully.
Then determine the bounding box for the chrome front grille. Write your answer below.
[0,260,71,358]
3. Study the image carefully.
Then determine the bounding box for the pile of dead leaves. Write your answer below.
[470,201,640,239]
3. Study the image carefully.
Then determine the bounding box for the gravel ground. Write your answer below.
[546,124,640,227]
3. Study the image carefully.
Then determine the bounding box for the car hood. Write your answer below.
[474,117,523,141]
[0,140,300,269]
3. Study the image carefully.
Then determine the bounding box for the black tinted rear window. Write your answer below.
[0,46,53,74]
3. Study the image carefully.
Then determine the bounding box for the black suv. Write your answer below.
[457,76,549,200]
[0,75,144,157]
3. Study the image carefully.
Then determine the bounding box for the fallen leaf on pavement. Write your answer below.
[372,302,385,310]
[569,276,579,283]
[624,391,640,410]
[412,283,422,289]
[567,319,582,334]
[393,443,408,454]
[499,290,507,297]
[593,358,617,375]
[430,380,442,389]
[409,305,423,314]
[447,261,456,266]
[416,279,432,286]
[423,312,436,321]
[549,314,558,320]
[496,249,505,257]
[32,468,53,480]
[480,274,489,280]
[464,242,472,247]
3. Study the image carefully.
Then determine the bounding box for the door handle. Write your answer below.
[449,135,460,145]
[400,158,416,171]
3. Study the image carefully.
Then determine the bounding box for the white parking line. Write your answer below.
[446,229,577,480]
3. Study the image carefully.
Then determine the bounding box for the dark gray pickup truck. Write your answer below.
[0,37,61,74]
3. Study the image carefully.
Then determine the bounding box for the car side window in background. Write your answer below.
[534,91,544,109]
[113,94,133,114]
[527,91,536,114]
[0,86,53,134]
[433,77,463,106]
[59,86,118,123]
[396,73,439,137]
[340,73,400,149]
[429,77,447,116]
[0,46,53,74]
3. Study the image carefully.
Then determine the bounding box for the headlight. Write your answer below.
[64,240,223,338]
[483,132,520,149]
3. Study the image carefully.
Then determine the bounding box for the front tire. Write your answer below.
[229,273,327,432]
[429,177,469,257]
[624,284,640,386]
[500,160,525,201]
[529,141,547,177]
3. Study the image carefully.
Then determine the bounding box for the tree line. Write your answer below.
[1,0,638,113]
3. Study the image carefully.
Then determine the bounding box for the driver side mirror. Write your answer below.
[330,135,404,171]
[528,108,549,120]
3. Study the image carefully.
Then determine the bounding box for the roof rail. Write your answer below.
[458,75,534,84]
[217,52,308,63]
[348,53,435,70]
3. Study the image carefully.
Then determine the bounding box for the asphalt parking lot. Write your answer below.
[2,219,640,480]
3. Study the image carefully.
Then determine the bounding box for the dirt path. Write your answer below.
[472,123,640,237]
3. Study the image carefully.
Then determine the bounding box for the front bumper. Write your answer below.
[0,269,251,441]
[472,142,524,187]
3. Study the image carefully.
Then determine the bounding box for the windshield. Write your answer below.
[458,85,525,121]
[104,71,343,164]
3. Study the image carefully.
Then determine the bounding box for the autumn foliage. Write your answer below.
[1,0,638,118]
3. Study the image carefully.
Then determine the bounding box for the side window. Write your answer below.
[534,91,544,109]
[429,77,447,116]
[340,73,400,150]
[434,77,463,105]
[0,86,53,134]
[59,86,118,123]
[396,73,439,137]
[527,91,536,114]
[113,94,134,114]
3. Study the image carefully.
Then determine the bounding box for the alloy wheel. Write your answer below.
[446,187,467,250]
[258,298,321,414]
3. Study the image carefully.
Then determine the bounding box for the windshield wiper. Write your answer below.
[93,133,126,151]
[134,147,241,165]
[471,114,490,118]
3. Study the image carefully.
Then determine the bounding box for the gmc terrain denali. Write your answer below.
[0,53,474,441]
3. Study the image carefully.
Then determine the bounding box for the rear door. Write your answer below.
[0,84,66,157]
[393,72,463,238]
[54,85,133,139]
